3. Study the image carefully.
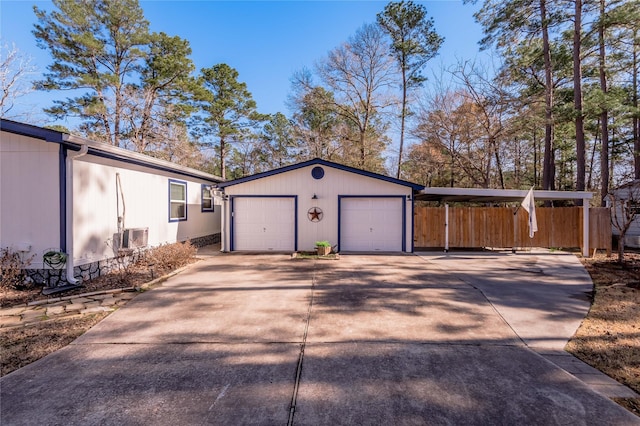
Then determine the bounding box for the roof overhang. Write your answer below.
[1,118,223,183]
[415,187,593,203]
[64,134,223,183]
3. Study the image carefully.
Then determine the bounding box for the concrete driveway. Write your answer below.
[1,250,638,425]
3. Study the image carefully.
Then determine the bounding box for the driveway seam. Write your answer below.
[287,259,317,426]
[417,254,527,346]
[417,252,639,402]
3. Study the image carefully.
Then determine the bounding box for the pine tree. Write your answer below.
[33,0,149,147]
[377,0,443,178]
[198,64,265,180]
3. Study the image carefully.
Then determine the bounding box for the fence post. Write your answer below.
[444,203,449,252]
[512,206,518,253]
[582,200,590,257]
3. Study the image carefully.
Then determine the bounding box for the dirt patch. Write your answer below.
[0,242,199,377]
[567,251,640,417]
[1,313,109,376]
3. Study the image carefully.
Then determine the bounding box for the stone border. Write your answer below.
[23,233,221,289]
[1,254,202,328]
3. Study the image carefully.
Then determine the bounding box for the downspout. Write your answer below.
[220,193,228,252]
[65,143,89,284]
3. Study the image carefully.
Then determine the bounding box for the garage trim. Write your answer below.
[229,195,298,252]
[338,195,407,252]
[217,158,424,191]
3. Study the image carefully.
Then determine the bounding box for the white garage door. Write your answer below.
[341,197,403,252]
[233,197,295,251]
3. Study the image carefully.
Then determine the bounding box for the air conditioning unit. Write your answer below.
[122,228,149,249]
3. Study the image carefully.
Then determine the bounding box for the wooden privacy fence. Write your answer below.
[414,206,612,253]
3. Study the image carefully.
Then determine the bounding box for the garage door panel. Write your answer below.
[234,197,295,251]
[341,197,403,252]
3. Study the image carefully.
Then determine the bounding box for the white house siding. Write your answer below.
[222,164,413,252]
[0,132,60,268]
[72,154,221,265]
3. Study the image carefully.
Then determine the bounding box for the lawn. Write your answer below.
[568,251,640,416]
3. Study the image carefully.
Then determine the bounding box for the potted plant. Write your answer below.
[315,241,331,256]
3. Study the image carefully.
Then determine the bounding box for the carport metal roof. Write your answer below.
[415,187,593,203]
[415,187,594,257]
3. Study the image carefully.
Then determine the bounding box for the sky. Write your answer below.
[0,0,485,127]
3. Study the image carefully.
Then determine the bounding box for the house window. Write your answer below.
[169,179,187,222]
[202,184,214,212]
[630,201,640,216]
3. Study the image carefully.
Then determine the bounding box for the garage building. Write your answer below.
[218,159,424,253]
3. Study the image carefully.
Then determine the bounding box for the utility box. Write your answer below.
[122,228,149,249]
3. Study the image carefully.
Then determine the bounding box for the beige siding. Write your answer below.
[73,155,221,265]
[223,165,413,252]
[0,133,60,268]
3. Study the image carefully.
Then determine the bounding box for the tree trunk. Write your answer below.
[515,137,521,187]
[541,0,555,192]
[396,68,407,179]
[96,87,112,146]
[574,0,585,203]
[220,137,227,180]
[359,132,366,169]
[492,138,505,188]
[599,0,610,207]
[533,126,538,187]
[618,228,626,263]
[633,29,639,180]
[588,117,599,190]
[449,140,455,188]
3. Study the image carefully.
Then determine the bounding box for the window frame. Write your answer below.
[201,184,215,212]
[169,179,188,222]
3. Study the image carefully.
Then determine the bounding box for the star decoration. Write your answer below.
[308,207,323,222]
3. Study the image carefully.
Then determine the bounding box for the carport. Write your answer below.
[415,188,594,257]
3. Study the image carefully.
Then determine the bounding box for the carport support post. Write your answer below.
[582,199,589,257]
[444,203,449,252]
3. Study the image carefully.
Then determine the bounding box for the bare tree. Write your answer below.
[452,59,512,188]
[316,23,396,170]
[608,182,640,263]
[0,42,36,119]
[289,76,344,162]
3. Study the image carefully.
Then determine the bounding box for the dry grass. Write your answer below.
[1,313,108,376]
[1,242,197,308]
[567,251,640,416]
[0,242,199,377]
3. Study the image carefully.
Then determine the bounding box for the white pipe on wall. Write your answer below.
[65,143,89,285]
[220,194,227,252]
